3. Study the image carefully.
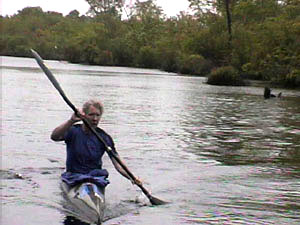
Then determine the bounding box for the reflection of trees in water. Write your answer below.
[179,94,300,168]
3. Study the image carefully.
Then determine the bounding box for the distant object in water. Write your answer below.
[264,87,282,99]
[277,92,282,98]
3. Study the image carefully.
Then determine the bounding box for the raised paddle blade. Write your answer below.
[31,49,78,113]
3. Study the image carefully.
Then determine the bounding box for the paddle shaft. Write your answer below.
[31,49,159,204]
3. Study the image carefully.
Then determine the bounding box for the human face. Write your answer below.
[85,105,101,127]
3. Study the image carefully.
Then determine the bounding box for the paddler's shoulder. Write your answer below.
[95,127,110,136]
[95,127,114,143]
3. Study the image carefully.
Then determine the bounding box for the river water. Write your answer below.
[1,56,300,225]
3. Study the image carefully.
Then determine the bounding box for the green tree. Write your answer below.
[1,1,299,87]
[66,10,80,18]
[131,0,165,20]
[85,0,124,16]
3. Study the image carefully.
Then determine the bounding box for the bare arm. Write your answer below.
[111,156,130,179]
[110,155,142,185]
[51,112,81,141]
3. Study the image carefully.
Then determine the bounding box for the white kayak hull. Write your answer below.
[61,181,105,224]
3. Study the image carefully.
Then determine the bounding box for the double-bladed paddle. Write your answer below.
[31,49,167,205]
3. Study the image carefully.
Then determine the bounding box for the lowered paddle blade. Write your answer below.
[136,182,169,205]
[149,195,169,205]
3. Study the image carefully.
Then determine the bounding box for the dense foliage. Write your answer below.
[1,0,299,87]
[207,66,246,86]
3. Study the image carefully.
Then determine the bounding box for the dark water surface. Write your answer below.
[2,56,300,225]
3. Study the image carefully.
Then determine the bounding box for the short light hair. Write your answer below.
[82,99,104,116]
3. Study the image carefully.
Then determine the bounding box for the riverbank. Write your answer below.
[246,79,300,90]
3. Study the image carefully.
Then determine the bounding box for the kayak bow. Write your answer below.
[61,181,105,224]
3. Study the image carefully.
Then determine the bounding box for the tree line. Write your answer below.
[1,0,299,87]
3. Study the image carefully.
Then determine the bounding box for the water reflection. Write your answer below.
[63,216,90,225]
[177,93,300,168]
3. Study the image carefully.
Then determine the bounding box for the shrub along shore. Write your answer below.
[1,1,299,88]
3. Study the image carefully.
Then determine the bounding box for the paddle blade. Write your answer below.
[31,49,77,113]
[149,195,169,205]
[31,49,62,91]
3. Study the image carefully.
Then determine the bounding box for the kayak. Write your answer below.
[60,170,109,224]
[61,181,106,224]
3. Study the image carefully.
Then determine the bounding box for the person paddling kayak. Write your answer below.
[51,99,141,186]
[31,49,167,210]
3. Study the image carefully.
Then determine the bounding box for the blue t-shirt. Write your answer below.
[64,124,116,174]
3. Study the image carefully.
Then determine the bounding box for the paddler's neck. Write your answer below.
[81,124,95,134]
